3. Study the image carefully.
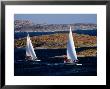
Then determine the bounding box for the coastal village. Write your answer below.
[14,20,97,32]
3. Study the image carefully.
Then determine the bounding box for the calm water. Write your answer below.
[74,29,97,36]
[15,32,56,39]
[14,29,97,39]
[14,48,97,76]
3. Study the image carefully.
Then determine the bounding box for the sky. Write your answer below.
[14,14,97,24]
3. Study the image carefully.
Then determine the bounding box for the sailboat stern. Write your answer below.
[25,55,37,61]
[64,58,78,64]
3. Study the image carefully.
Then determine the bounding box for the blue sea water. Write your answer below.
[14,30,97,76]
[14,48,97,76]
[14,29,97,39]
[14,32,55,39]
[74,29,97,36]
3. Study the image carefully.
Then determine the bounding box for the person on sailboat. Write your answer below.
[64,55,71,63]
[64,55,78,63]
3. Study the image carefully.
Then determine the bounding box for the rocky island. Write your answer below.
[15,33,97,57]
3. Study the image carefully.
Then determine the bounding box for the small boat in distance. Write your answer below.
[26,33,40,61]
[64,26,82,65]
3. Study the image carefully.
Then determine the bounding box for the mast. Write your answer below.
[67,26,78,63]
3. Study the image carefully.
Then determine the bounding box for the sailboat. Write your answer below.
[64,26,82,65]
[26,33,40,61]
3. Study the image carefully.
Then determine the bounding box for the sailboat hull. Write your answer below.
[34,60,41,61]
[64,63,75,65]
[25,56,39,61]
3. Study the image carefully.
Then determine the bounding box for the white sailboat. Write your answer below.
[26,33,40,61]
[65,26,82,65]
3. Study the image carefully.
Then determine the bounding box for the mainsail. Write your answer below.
[66,26,78,63]
[26,34,37,60]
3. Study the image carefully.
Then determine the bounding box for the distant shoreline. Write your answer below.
[14,29,97,33]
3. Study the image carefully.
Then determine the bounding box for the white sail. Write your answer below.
[67,26,78,63]
[26,34,37,60]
